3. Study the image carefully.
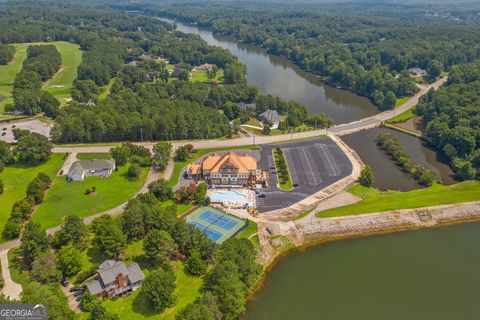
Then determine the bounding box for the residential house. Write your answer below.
[258,109,281,129]
[194,63,213,72]
[86,260,145,298]
[408,67,428,77]
[67,159,116,181]
[186,151,267,187]
[236,102,256,111]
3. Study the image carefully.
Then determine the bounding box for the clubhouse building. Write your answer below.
[185,151,268,187]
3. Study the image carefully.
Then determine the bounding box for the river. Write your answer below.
[243,222,480,320]
[159,18,378,124]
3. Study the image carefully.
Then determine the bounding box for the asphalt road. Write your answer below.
[51,77,447,155]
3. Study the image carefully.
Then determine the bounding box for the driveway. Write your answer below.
[0,249,22,300]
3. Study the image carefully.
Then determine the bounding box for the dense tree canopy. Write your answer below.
[148,2,480,108]
[0,44,14,64]
[416,60,480,180]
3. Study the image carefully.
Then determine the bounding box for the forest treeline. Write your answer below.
[145,2,480,109]
[0,44,14,64]
[12,45,61,116]
[416,60,480,181]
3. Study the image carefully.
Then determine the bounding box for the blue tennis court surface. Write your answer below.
[188,220,223,241]
[186,207,246,243]
[199,210,239,231]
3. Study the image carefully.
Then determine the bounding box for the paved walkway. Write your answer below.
[0,249,22,300]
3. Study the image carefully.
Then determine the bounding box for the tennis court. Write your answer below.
[186,207,246,243]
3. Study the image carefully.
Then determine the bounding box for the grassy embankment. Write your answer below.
[292,208,315,221]
[0,41,82,115]
[32,160,148,229]
[317,182,480,218]
[273,147,293,190]
[0,154,65,240]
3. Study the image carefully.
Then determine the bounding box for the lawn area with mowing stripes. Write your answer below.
[32,163,148,229]
[0,41,82,112]
[0,154,65,241]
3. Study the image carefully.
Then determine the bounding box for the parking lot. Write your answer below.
[258,137,352,212]
[0,118,52,143]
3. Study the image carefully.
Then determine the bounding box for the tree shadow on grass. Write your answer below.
[132,291,158,317]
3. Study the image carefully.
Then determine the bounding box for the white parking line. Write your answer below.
[301,147,318,185]
[317,143,339,176]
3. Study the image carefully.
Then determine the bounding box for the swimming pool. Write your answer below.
[210,190,247,202]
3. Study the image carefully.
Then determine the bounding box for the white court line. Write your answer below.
[317,143,339,176]
[301,147,318,185]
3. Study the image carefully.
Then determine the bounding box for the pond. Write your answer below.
[342,127,456,191]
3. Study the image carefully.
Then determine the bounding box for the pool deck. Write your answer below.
[207,188,256,209]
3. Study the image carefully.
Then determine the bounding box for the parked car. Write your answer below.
[258,194,266,198]
[61,279,70,287]
[2,127,6,131]
[74,290,83,297]
[1,132,5,136]
[69,287,82,292]
[293,183,299,187]
[266,227,273,235]
[75,295,83,302]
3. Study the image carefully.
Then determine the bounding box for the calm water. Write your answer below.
[243,222,480,320]
[159,18,378,123]
[342,127,456,191]
[157,17,474,320]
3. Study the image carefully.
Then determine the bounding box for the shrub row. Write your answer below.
[2,172,52,240]
[377,133,437,186]
[274,147,290,185]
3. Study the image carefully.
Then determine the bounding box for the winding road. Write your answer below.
[51,77,446,154]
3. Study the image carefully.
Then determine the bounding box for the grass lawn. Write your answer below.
[32,164,148,229]
[395,96,411,107]
[273,148,293,191]
[317,181,480,218]
[387,107,416,124]
[243,117,263,128]
[8,248,31,286]
[0,154,65,240]
[0,41,82,112]
[160,200,193,217]
[191,69,223,83]
[103,260,202,320]
[42,41,83,106]
[76,153,113,161]
[98,77,116,101]
[236,220,258,241]
[292,208,315,221]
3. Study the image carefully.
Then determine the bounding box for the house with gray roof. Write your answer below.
[67,159,116,181]
[86,260,145,298]
[258,109,281,129]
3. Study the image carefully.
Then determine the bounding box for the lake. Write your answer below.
[243,222,480,320]
[159,18,378,124]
